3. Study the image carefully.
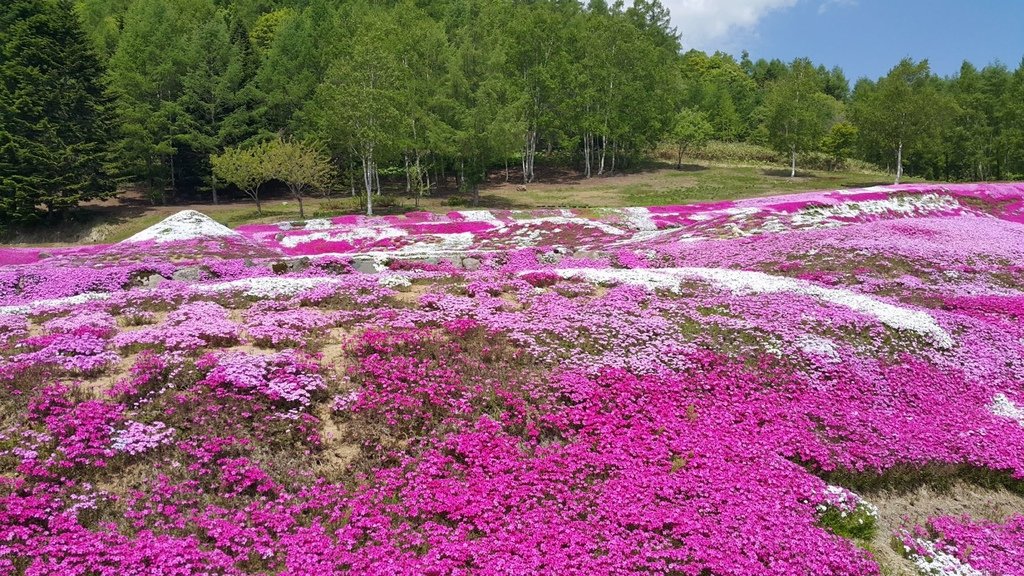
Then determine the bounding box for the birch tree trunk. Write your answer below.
[523,130,537,183]
[362,155,374,216]
[790,144,797,178]
[598,134,606,175]
[894,139,904,184]
[583,133,592,178]
[404,153,411,194]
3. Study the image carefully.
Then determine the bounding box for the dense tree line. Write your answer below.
[2,0,1024,223]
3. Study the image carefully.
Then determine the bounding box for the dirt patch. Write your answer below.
[76,352,139,398]
[314,406,361,482]
[390,282,432,306]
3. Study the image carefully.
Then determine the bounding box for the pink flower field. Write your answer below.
[2,183,1024,575]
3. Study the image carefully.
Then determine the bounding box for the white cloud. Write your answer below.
[661,0,800,51]
[818,0,857,14]
[661,0,856,51]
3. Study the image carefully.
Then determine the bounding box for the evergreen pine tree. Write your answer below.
[0,0,117,228]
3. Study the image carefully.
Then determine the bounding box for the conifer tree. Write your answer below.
[0,0,117,228]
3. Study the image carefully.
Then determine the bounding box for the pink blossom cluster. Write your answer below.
[111,420,175,455]
[243,302,337,348]
[113,301,240,351]
[10,328,118,375]
[198,350,326,406]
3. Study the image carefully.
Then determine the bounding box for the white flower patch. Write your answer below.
[796,335,842,363]
[790,194,960,228]
[513,216,627,236]
[990,393,1024,426]
[621,228,685,244]
[725,206,761,219]
[0,292,111,315]
[545,267,954,348]
[123,210,239,244]
[386,231,477,257]
[619,207,659,231]
[906,538,985,576]
[817,485,879,518]
[378,274,412,289]
[280,226,407,249]
[548,268,683,292]
[193,277,341,298]
[304,218,334,230]
[457,210,503,223]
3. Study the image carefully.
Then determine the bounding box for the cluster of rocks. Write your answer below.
[136,265,207,289]
[136,249,614,289]
[348,256,483,273]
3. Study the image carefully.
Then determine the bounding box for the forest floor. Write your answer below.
[6,160,911,246]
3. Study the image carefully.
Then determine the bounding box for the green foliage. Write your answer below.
[822,122,859,171]
[74,0,132,58]
[851,59,949,183]
[670,109,713,167]
[211,140,271,213]
[761,58,840,176]
[248,8,293,57]
[818,505,878,542]
[263,136,333,218]
[0,0,117,230]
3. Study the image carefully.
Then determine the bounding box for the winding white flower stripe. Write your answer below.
[191,277,342,298]
[0,292,111,316]
[542,267,954,348]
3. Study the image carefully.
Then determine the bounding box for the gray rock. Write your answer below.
[409,257,440,266]
[139,274,166,289]
[287,257,311,273]
[172,266,203,282]
[540,252,563,265]
[573,250,606,261]
[351,258,380,274]
[461,257,481,271]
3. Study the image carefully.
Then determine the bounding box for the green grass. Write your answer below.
[621,165,913,206]
[818,505,879,542]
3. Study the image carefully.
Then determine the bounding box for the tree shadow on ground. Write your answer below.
[674,163,710,172]
[761,168,816,178]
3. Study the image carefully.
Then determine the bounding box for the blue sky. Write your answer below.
[662,0,1024,81]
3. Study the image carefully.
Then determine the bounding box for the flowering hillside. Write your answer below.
[2,183,1024,575]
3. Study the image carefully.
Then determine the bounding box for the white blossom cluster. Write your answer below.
[990,393,1024,426]
[0,292,111,316]
[907,538,985,576]
[123,210,239,243]
[193,277,341,298]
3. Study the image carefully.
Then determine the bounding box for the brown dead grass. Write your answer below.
[868,482,1024,575]
[314,404,361,483]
